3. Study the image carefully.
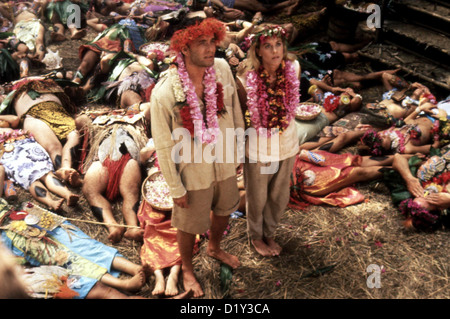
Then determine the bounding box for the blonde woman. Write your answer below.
[236,25,300,257]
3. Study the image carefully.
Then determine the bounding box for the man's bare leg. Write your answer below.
[103,254,146,292]
[83,162,124,243]
[73,50,100,84]
[119,159,144,242]
[206,214,241,269]
[100,272,145,293]
[177,229,204,298]
[69,26,86,40]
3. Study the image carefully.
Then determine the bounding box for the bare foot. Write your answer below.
[170,289,193,299]
[182,270,203,298]
[107,226,125,244]
[124,227,144,242]
[70,29,86,40]
[251,239,273,257]
[165,265,181,296]
[203,6,214,17]
[152,269,165,296]
[55,168,83,187]
[51,32,66,42]
[66,193,80,206]
[252,11,263,25]
[123,269,146,292]
[49,198,64,211]
[206,246,241,269]
[265,237,282,256]
[286,0,301,16]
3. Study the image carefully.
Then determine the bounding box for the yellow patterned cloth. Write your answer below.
[23,101,76,141]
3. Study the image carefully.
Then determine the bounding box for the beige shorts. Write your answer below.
[171,176,240,234]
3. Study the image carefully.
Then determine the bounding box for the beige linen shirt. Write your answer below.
[150,58,245,199]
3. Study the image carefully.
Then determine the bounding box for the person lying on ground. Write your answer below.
[76,108,148,243]
[290,149,397,208]
[0,199,192,299]
[358,74,434,129]
[301,99,443,155]
[11,1,47,62]
[386,148,450,231]
[41,0,88,42]
[0,126,79,211]
[0,77,82,187]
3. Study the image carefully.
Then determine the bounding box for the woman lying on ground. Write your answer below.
[301,99,443,156]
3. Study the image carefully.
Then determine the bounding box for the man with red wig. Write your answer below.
[150,17,245,297]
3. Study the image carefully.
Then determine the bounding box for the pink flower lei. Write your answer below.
[176,52,221,144]
[245,59,300,136]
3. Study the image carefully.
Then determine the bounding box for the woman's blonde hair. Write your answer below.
[238,25,297,76]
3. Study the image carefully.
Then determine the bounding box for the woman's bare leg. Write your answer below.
[313,166,384,196]
[23,118,63,169]
[165,264,181,296]
[152,269,166,295]
[56,130,82,187]
[43,172,79,206]
[29,179,64,211]
[51,23,66,42]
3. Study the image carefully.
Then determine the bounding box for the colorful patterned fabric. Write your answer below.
[138,200,181,271]
[290,150,365,208]
[22,101,76,141]
[13,19,42,52]
[0,200,120,299]
[0,134,54,190]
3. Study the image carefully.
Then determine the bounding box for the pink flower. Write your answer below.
[245,60,300,136]
[176,53,221,144]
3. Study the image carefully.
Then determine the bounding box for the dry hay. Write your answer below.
[192,181,450,299]
[11,168,450,299]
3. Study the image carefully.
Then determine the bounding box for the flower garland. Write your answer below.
[252,25,287,45]
[0,129,30,144]
[323,92,340,113]
[361,129,384,156]
[420,93,437,105]
[385,129,407,154]
[431,118,450,147]
[245,60,300,136]
[169,18,226,53]
[171,53,224,144]
[398,198,440,231]
[422,171,450,192]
